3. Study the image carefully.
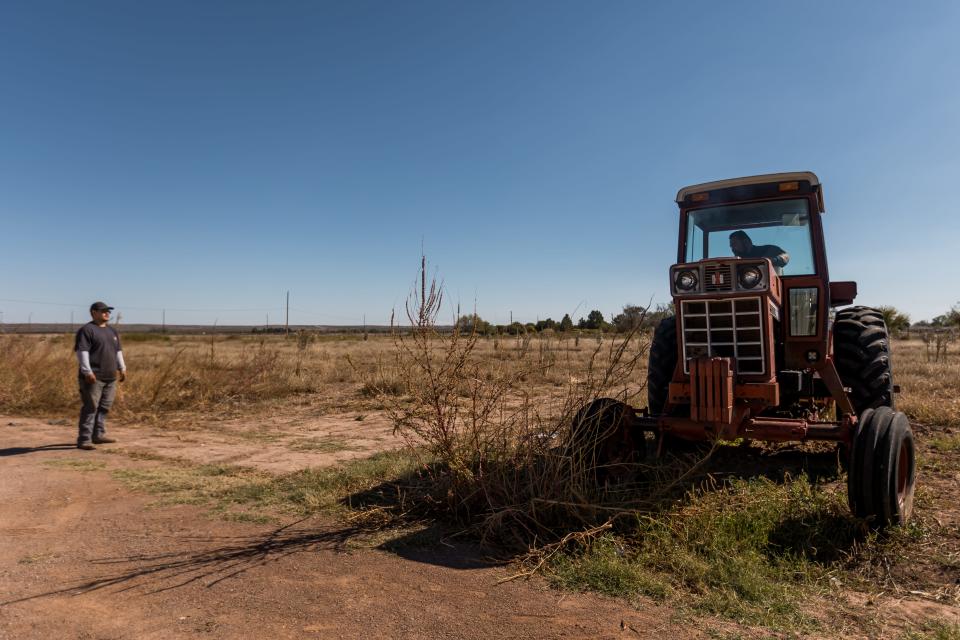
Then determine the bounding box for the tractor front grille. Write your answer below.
[703,264,734,292]
[681,297,765,374]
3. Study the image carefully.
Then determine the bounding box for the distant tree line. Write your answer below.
[454,302,960,338]
[455,303,675,336]
[867,303,959,337]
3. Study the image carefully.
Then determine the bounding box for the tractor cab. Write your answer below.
[672,172,834,377]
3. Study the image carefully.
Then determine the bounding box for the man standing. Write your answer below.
[74,301,126,450]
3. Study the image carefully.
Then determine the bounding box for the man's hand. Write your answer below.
[84,372,96,384]
[118,370,126,383]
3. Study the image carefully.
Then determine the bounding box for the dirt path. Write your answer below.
[0,417,711,640]
[12,409,401,473]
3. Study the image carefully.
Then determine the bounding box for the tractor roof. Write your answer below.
[675,171,821,204]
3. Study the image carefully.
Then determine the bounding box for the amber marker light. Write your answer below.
[690,192,709,202]
[778,181,800,192]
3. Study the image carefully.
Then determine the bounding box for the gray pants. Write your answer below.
[78,378,117,445]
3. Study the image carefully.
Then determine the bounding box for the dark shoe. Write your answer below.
[92,437,117,444]
[77,443,96,451]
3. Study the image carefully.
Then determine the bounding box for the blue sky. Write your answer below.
[2,1,958,326]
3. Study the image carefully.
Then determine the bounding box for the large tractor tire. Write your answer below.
[847,406,916,527]
[647,316,678,415]
[569,398,640,477]
[834,306,895,414]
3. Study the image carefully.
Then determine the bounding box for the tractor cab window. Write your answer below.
[684,198,816,275]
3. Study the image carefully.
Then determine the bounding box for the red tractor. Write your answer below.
[574,172,916,527]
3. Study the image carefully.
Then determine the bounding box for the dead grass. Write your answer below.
[903,621,960,640]
[895,339,960,428]
[0,329,645,425]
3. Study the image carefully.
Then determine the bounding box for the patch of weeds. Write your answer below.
[547,475,859,632]
[231,429,284,443]
[260,449,421,514]
[290,436,359,453]
[103,448,180,462]
[220,511,275,525]
[44,459,108,472]
[111,463,265,507]
[550,536,671,601]
[358,379,406,398]
[111,449,421,519]
[929,435,960,453]
[903,621,960,640]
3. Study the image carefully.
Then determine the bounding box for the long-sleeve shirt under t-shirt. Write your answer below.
[74,322,124,381]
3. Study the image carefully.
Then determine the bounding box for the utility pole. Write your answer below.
[28,312,32,331]
[70,310,74,333]
[162,309,166,333]
[265,313,269,329]
[285,291,290,335]
[363,314,368,341]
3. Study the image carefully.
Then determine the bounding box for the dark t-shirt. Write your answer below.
[742,244,789,268]
[75,323,122,380]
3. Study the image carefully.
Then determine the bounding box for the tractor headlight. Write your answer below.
[675,270,698,292]
[738,265,763,289]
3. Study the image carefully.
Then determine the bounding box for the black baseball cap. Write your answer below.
[90,301,114,311]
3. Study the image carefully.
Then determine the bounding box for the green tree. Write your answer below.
[612,305,646,333]
[878,306,910,333]
[455,314,490,334]
[559,314,574,332]
[949,303,960,327]
[505,321,525,335]
[931,304,959,328]
[578,309,606,330]
[535,318,557,332]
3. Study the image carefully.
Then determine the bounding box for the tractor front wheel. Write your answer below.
[569,398,640,477]
[847,406,916,527]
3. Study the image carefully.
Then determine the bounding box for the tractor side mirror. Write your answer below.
[829,281,858,307]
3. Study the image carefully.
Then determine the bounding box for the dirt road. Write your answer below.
[0,416,704,640]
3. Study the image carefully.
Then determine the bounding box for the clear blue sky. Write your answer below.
[2,1,958,326]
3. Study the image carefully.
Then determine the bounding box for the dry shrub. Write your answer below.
[370,263,696,546]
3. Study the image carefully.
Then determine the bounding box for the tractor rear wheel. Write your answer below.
[647,316,677,415]
[569,398,640,477]
[646,315,698,453]
[834,306,895,414]
[847,406,916,527]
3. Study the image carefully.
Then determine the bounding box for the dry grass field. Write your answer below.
[2,328,959,638]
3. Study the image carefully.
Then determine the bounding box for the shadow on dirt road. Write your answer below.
[0,443,77,457]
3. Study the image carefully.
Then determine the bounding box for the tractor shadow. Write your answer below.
[669,439,845,485]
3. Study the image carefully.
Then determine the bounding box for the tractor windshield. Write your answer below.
[684,198,815,275]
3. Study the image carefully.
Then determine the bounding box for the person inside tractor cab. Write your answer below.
[729,230,789,274]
